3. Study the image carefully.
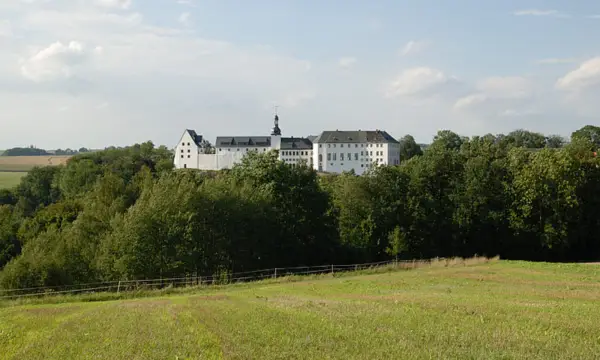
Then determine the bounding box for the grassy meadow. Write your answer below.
[0,155,71,189]
[0,172,25,189]
[2,259,600,359]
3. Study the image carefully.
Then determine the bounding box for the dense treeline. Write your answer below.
[2,146,91,156]
[1,126,600,289]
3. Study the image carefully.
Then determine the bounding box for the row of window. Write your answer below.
[319,143,386,148]
[283,158,313,163]
[281,150,311,156]
[218,148,267,152]
[320,152,387,161]
[322,163,375,170]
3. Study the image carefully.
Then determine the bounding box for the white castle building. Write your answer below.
[174,114,400,175]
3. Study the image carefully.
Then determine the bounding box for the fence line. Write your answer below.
[0,258,450,300]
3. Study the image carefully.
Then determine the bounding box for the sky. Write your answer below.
[2,0,600,149]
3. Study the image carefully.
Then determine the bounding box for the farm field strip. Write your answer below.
[2,261,600,359]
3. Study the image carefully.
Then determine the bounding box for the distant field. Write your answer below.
[0,172,25,189]
[2,260,600,359]
[0,155,71,172]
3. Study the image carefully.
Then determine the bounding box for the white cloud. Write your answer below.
[537,58,577,65]
[556,57,600,92]
[400,40,428,56]
[386,67,456,98]
[454,76,533,111]
[178,12,191,26]
[20,41,95,82]
[514,9,570,18]
[95,0,132,10]
[454,93,487,110]
[338,57,357,69]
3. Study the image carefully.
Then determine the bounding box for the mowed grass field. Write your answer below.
[0,155,71,189]
[2,260,600,360]
[0,172,25,189]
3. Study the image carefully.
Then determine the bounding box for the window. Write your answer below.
[181,149,184,153]
[354,153,358,160]
[355,144,358,148]
[333,153,337,161]
[341,144,344,148]
[219,148,222,152]
[370,151,373,156]
[319,154,322,162]
[182,142,185,146]
[333,144,336,148]
[361,151,363,156]
[361,164,364,167]
[319,144,322,148]
[187,142,190,146]
[180,155,183,158]
[188,155,190,158]
[327,153,331,161]
[361,144,364,147]
[341,153,344,161]
[246,148,248,152]
[347,153,351,160]
[328,144,331,148]
[184,164,187,168]
[188,149,191,153]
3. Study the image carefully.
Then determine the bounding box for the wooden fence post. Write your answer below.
[274,268,278,279]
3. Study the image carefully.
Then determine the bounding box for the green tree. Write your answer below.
[398,135,423,162]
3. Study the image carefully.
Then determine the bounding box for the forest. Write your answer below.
[0,126,599,290]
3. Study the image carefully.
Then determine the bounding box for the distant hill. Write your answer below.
[2,147,93,156]
[2,147,50,156]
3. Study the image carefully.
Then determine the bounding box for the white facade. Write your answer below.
[312,131,400,176]
[174,130,202,169]
[173,118,400,175]
[279,148,313,167]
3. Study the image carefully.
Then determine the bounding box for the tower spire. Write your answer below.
[271,105,281,136]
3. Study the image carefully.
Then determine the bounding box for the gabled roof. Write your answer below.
[312,130,399,144]
[281,137,313,150]
[180,129,204,147]
[216,136,271,148]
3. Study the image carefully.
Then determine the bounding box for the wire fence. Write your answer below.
[0,258,441,300]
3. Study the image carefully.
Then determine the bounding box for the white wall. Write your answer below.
[174,131,200,169]
[314,142,384,175]
[280,149,313,167]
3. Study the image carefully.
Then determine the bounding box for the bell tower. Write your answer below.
[270,108,282,150]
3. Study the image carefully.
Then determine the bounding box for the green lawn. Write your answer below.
[0,171,25,189]
[2,260,600,359]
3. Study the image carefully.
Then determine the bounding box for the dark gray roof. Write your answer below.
[186,129,203,146]
[216,136,271,148]
[280,137,313,150]
[312,130,399,144]
[306,135,317,143]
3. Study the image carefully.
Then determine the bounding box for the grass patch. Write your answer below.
[2,259,600,359]
[0,172,25,189]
